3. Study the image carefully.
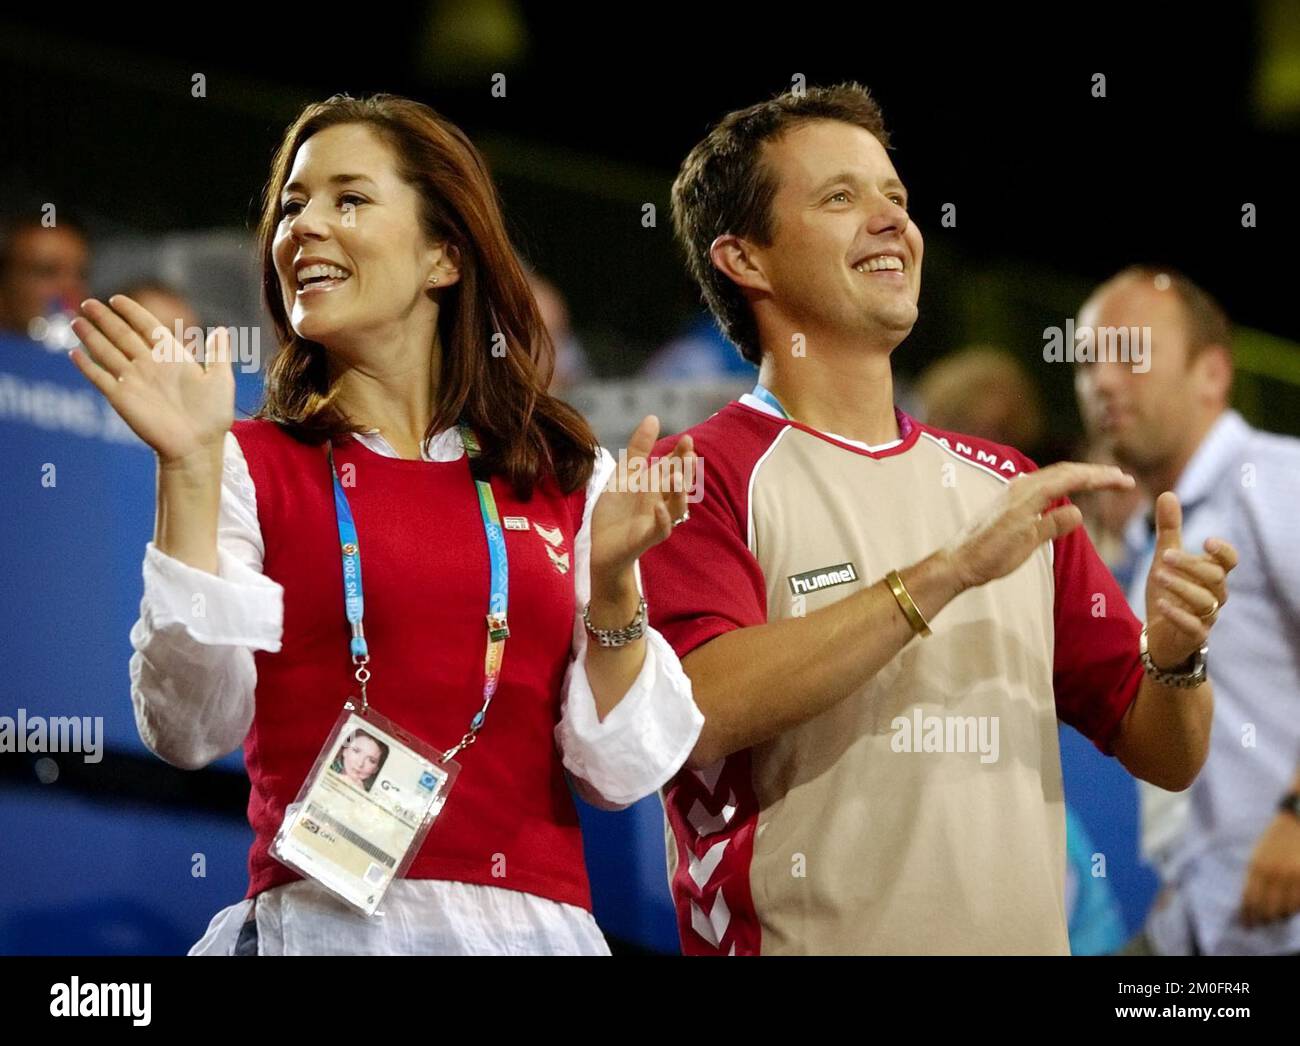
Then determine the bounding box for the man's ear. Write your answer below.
[1194,343,1233,406]
[709,234,771,296]
[427,241,462,289]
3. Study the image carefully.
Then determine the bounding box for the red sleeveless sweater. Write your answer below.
[231,419,591,909]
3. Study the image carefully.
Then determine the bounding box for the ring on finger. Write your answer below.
[1199,597,1220,621]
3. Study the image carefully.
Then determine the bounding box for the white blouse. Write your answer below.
[130,425,704,955]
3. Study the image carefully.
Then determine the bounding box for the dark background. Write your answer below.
[3,6,1296,370]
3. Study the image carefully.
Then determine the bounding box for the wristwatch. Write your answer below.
[1280,792,1300,820]
[1138,625,1208,689]
[582,597,648,648]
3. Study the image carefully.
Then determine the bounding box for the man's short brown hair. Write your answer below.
[671,83,891,365]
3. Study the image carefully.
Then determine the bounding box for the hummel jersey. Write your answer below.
[641,397,1145,955]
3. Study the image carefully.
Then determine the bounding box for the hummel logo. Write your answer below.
[788,562,858,596]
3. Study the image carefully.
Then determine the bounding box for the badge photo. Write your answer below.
[270,703,458,916]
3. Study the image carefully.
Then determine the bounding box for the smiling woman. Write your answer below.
[255,94,597,497]
[67,92,703,955]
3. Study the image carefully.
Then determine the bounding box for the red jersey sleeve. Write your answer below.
[639,419,770,660]
[1050,514,1145,755]
[998,447,1144,755]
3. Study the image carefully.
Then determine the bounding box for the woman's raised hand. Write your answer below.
[68,295,235,466]
[588,414,697,586]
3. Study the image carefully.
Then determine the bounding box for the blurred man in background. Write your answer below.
[1076,265,1300,955]
[916,345,1045,459]
[0,215,89,338]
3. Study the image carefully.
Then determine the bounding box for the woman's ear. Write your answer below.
[428,241,462,289]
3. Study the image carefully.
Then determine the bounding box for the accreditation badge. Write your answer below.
[269,702,459,916]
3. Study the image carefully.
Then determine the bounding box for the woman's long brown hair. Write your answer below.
[252,93,597,498]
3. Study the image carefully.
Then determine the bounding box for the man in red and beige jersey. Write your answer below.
[639,84,1239,955]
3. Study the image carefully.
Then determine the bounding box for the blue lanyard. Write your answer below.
[750,383,790,418]
[327,424,509,761]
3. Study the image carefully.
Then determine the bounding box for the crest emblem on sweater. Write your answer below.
[532,521,570,575]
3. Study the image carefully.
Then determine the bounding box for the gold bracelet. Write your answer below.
[885,568,932,637]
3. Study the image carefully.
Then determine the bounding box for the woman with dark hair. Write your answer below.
[69,94,703,955]
[331,728,386,792]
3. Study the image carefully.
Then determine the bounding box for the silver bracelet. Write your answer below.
[1139,625,1208,688]
[582,597,648,648]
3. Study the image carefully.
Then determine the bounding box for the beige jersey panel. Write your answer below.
[747,428,1067,954]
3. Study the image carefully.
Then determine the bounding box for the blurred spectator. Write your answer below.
[0,215,90,338]
[527,269,591,393]
[118,279,204,357]
[915,345,1046,458]
[642,312,757,380]
[1077,265,1300,955]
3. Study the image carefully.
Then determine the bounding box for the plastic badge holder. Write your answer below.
[269,702,459,916]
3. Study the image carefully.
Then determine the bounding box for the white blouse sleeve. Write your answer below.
[128,430,285,770]
[555,447,704,810]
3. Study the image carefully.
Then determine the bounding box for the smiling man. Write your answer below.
[639,84,1238,955]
